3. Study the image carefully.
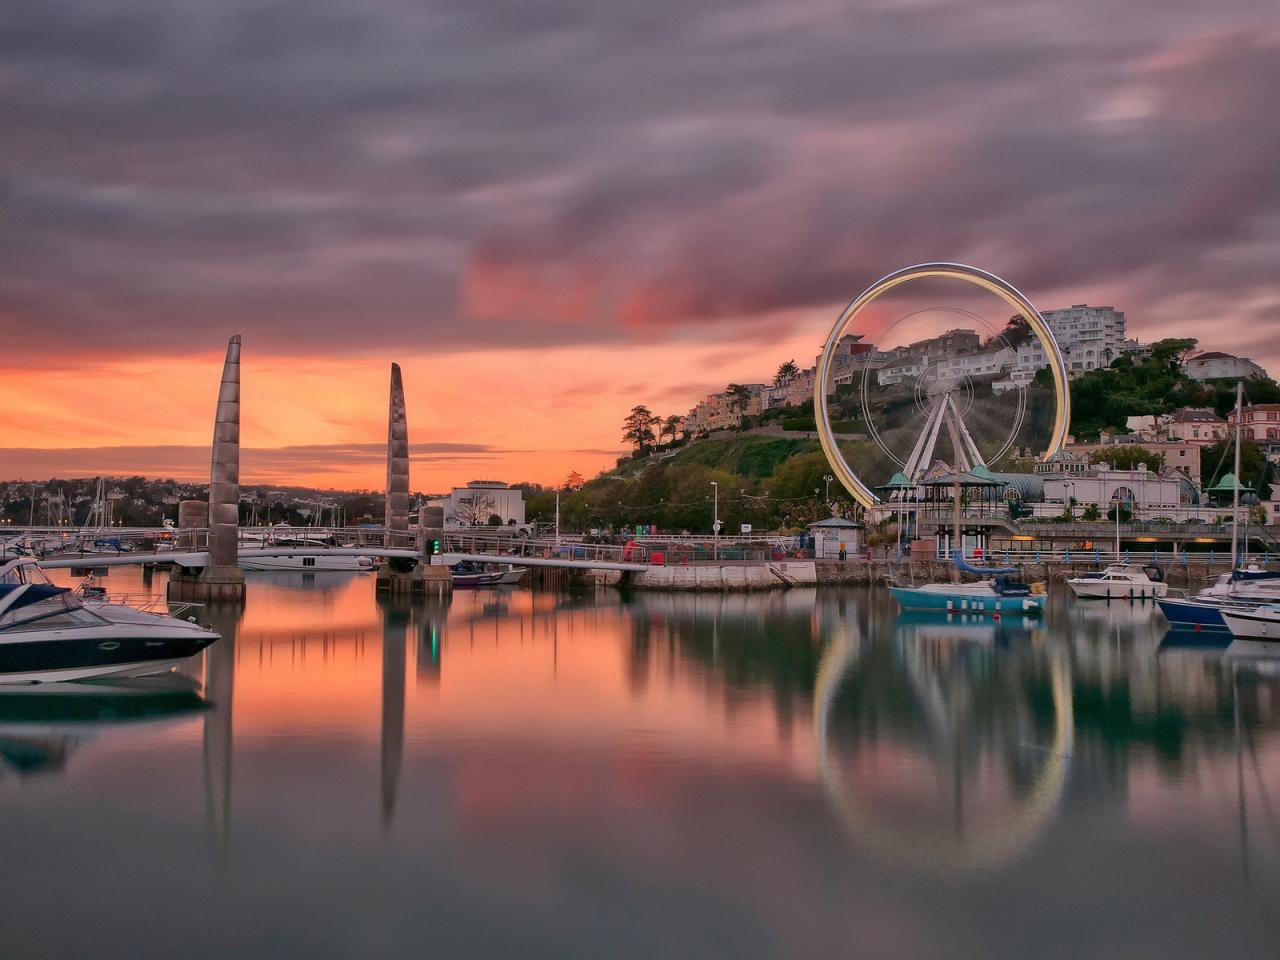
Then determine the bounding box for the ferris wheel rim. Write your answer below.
[815,262,1070,509]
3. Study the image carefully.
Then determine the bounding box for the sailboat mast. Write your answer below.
[1230,380,1243,567]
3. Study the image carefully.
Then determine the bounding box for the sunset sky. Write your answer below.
[3,1,1278,491]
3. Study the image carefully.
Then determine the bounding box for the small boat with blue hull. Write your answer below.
[1156,567,1280,629]
[1156,596,1233,629]
[890,576,1045,614]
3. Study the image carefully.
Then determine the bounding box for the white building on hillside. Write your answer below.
[1161,408,1227,444]
[765,367,817,408]
[1183,352,1268,382]
[1039,304,1128,373]
[428,480,526,528]
[876,361,925,387]
[933,346,1014,382]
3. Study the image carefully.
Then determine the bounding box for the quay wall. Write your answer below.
[584,557,1243,591]
[817,558,1241,588]
[589,561,818,590]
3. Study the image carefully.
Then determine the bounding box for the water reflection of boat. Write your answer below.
[1070,596,1162,628]
[1158,631,1233,655]
[233,570,363,592]
[893,610,1039,645]
[0,674,208,777]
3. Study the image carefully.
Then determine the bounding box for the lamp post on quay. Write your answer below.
[710,481,720,561]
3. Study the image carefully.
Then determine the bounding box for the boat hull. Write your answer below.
[1156,597,1228,629]
[1067,580,1168,600]
[452,572,505,588]
[241,555,370,572]
[1221,608,1280,642]
[0,632,217,685]
[889,586,1044,614]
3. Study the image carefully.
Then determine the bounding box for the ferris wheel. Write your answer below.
[814,263,1071,508]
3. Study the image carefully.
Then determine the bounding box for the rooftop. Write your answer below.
[1167,408,1225,423]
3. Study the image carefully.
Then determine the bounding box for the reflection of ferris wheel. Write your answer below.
[815,263,1070,509]
[812,623,1074,876]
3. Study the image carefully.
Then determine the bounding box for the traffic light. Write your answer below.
[429,538,442,556]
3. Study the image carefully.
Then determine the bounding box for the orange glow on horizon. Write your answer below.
[0,325,827,489]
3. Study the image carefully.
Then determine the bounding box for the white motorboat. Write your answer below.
[240,553,372,572]
[0,557,219,684]
[1221,604,1280,642]
[498,566,528,585]
[238,528,372,571]
[1066,563,1168,600]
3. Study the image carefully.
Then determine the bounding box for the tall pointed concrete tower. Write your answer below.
[385,362,410,546]
[377,364,450,595]
[209,335,242,566]
[170,335,245,601]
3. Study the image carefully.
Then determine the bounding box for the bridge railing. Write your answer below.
[445,533,648,565]
[903,545,1276,567]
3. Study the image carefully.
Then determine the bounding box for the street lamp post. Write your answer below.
[823,474,833,511]
[554,488,561,550]
[1063,481,1074,521]
[710,481,720,561]
[1112,491,1122,560]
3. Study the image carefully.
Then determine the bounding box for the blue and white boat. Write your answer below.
[890,578,1045,614]
[1156,566,1280,629]
[890,554,1046,615]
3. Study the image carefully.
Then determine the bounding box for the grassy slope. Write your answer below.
[663,435,819,477]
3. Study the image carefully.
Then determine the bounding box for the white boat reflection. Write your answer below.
[893,610,1042,646]
[0,675,208,777]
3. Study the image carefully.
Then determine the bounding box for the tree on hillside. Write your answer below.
[564,470,585,490]
[1066,337,1220,439]
[996,314,1033,350]
[660,415,682,446]
[622,405,657,451]
[774,360,800,387]
[727,383,753,412]
[1088,448,1164,472]
[1151,337,1199,370]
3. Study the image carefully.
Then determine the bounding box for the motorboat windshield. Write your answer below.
[0,558,53,587]
[0,558,105,632]
[0,585,105,632]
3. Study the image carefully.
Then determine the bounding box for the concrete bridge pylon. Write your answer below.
[376,363,450,596]
[169,335,246,602]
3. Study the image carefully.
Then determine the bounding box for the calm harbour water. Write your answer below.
[3,568,1279,959]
